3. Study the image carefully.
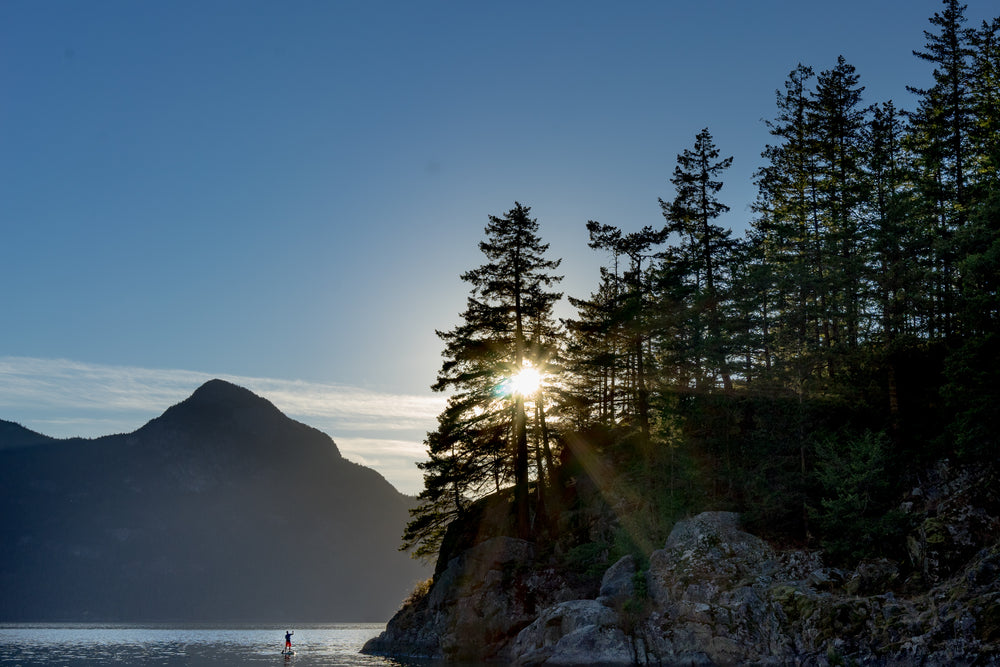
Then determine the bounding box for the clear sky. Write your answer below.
[1,0,994,495]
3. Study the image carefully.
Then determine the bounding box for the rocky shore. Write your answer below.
[364,461,1000,664]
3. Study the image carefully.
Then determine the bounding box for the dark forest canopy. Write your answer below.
[404,0,1000,566]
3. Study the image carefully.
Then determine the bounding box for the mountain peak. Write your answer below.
[141,379,341,459]
[188,378,268,406]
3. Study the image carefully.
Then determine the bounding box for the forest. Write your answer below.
[402,0,1000,570]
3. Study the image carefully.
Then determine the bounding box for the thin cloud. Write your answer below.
[0,356,441,495]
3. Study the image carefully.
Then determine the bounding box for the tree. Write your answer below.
[906,0,977,338]
[562,276,626,428]
[401,404,505,560]
[750,64,823,388]
[585,221,667,449]
[968,17,1000,196]
[810,56,870,362]
[421,202,562,542]
[660,127,736,391]
[867,101,918,343]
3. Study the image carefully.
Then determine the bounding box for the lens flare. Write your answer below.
[502,366,541,397]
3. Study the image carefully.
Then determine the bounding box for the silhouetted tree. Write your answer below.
[906,0,977,338]
[585,221,667,449]
[421,202,562,542]
[660,127,736,391]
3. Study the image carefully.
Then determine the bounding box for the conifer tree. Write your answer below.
[750,65,823,387]
[968,17,1000,196]
[810,56,870,362]
[867,101,916,344]
[660,128,736,391]
[906,0,977,338]
[585,222,667,448]
[423,202,562,542]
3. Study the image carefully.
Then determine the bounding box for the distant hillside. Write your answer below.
[0,420,55,449]
[0,379,429,622]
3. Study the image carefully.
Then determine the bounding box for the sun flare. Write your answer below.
[507,366,542,397]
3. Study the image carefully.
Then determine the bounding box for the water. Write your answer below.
[0,624,412,666]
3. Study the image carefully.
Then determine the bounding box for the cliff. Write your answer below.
[0,379,430,622]
[364,460,1000,664]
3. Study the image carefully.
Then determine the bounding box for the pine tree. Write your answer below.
[749,64,821,387]
[810,56,870,364]
[943,15,1000,457]
[561,269,634,430]
[906,0,977,338]
[424,202,562,541]
[968,17,1000,195]
[660,128,736,391]
[585,221,667,449]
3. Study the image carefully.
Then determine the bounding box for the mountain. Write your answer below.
[0,379,429,622]
[0,420,55,450]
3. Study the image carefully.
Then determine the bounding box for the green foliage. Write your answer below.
[810,430,909,563]
[944,333,1000,458]
[564,541,611,581]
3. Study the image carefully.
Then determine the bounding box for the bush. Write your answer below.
[811,429,908,563]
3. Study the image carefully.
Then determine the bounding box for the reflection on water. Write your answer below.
[0,624,407,666]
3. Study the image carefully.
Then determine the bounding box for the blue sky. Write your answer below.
[1,1,994,495]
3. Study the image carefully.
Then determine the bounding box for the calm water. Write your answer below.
[0,624,413,666]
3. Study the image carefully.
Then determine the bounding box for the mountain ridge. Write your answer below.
[0,379,428,622]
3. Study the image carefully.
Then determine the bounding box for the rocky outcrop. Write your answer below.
[366,461,1000,665]
[363,536,582,661]
[511,510,999,665]
[904,459,1000,586]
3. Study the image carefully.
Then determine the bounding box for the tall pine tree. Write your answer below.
[660,127,736,391]
[418,203,562,543]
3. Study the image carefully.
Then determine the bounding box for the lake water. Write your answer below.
[0,624,415,666]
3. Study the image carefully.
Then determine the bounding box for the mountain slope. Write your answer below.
[0,379,429,622]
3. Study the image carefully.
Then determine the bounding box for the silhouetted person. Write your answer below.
[284,630,293,651]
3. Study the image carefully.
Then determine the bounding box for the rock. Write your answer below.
[845,558,899,596]
[906,460,1000,585]
[508,599,634,666]
[647,511,777,606]
[365,536,583,662]
[370,461,1000,665]
[597,554,636,607]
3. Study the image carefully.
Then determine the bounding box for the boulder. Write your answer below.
[598,554,637,607]
[647,511,778,606]
[904,460,1000,585]
[508,599,634,666]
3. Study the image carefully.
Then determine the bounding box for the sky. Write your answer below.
[1,0,995,496]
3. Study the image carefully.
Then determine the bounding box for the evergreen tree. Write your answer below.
[749,64,822,387]
[867,101,918,344]
[906,0,977,338]
[968,17,1000,195]
[944,16,1000,457]
[660,127,736,391]
[562,275,626,428]
[810,56,870,364]
[585,221,667,449]
[425,202,562,541]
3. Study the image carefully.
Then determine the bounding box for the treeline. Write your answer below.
[404,0,999,565]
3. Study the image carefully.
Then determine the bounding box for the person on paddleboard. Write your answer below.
[285,630,293,650]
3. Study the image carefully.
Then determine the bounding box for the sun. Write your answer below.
[507,365,542,397]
